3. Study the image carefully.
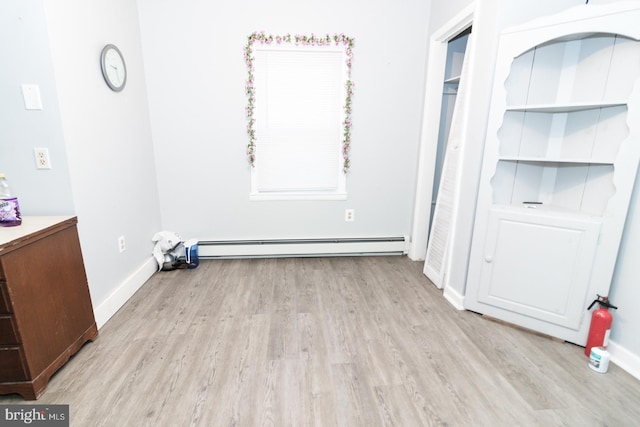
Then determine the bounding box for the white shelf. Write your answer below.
[498,157,615,165]
[492,160,614,216]
[499,104,627,162]
[506,101,627,113]
[444,75,461,84]
[492,204,603,222]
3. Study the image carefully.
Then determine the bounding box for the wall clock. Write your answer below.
[100,44,127,92]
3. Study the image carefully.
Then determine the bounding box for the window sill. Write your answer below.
[250,192,347,201]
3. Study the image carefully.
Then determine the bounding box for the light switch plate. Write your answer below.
[22,84,43,110]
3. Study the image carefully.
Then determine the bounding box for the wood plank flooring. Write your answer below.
[2,256,640,426]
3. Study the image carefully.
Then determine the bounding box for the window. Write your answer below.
[245,33,354,201]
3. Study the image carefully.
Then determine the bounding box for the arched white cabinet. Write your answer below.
[464,3,640,345]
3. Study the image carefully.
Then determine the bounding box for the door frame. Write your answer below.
[408,4,475,261]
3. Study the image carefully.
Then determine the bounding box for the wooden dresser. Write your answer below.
[0,216,98,400]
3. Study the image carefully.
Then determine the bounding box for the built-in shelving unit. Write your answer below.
[464,4,640,345]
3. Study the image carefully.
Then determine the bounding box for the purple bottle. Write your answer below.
[0,173,22,227]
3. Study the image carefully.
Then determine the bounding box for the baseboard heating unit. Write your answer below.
[197,236,409,259]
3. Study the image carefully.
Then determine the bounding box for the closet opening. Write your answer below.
[430,26,472,232]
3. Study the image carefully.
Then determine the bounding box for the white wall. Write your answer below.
[609,170,640,371]
[137,0,432,241]
[42,0,162,324]
[0,1,75,215]
[429,0,475,30]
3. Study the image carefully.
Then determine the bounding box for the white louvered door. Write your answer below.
[424,31,472,288]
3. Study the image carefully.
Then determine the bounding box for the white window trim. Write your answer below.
[249,43,349,201]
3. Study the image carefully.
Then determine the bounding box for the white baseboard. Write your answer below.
[443,285,465,310]
[608,340,640,380]
[93,257,157,329]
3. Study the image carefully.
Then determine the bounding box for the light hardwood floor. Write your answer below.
[2,256,640,426]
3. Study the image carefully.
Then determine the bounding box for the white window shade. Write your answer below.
[251,46,347,200]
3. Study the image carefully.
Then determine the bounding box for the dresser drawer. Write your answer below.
[0,316,20,345]
[0,347,28,381]
[0,281,10,314]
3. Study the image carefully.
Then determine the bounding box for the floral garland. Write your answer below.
[244,31,355,173]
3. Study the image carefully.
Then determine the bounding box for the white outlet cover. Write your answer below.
[34,147,51,169]
[345,209,355,222]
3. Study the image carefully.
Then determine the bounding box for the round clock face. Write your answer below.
[100,44,127,92]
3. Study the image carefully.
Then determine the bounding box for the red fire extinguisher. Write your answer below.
[585,294,618,357]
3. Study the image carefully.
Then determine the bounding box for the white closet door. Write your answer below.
[424,34,472,288]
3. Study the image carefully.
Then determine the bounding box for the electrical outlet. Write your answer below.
[345,209,355,222]
[34,147,51,169]
[118,236,126,253]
